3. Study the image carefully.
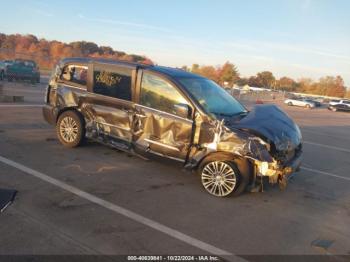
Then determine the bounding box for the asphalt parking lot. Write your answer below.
[1,80,350,260]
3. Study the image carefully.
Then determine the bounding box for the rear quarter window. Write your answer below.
[60,64,88,88]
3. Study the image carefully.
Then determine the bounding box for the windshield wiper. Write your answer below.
[232,111,249,116]
[211,112,234,117]
[212,111,248,117]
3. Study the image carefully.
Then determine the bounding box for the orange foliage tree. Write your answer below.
[0,33,153,69]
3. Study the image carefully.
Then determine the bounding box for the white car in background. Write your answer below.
[284,98,316,109]
[329,99,350,106]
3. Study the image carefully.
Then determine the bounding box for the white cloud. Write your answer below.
[77,14,171,33]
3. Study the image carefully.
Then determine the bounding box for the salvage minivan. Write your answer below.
[43,58,302,197]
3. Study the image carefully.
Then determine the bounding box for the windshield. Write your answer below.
[179,77,247,117]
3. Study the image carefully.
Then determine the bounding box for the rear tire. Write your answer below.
[56,111,85,148]
[288,102,293,106]
[331,107,337,112]
[305,104,311,109]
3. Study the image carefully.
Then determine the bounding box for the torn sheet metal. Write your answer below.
[132,105,193,160]
[187,115,273,168]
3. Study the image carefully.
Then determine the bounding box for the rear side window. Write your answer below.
[93,66,132,101]
[60,64,88,87]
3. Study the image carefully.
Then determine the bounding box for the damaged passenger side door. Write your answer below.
[84,63,135,151]
[133,71,194,162]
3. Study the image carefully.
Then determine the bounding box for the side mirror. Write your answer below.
[174,103,191,119]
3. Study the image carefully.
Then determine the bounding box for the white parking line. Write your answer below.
[303,140,350,154]
[0,155,239,259]
[301,166,350,181]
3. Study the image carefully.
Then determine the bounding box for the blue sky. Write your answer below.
[1,0,349,85]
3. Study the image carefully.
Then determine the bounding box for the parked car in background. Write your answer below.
[0,60,16,80]
[6,59,40,83]
[329,99,350,106]
[305,97,322,107]
[329,99,341,106]
[4,60,14,67]
[284,97,316,108]
[43,57,302,197]
[328,100,350,112]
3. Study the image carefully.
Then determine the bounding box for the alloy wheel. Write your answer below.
[59,116,79,143]
[201,161,237,197]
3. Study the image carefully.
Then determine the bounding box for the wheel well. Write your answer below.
[56,107,82,123]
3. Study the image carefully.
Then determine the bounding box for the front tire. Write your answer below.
[288,102,293,106]
[305,104,311,109]
[199,158,249,197]
[56,111,85,148]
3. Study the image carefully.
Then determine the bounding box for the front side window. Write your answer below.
[93,67,132,101]
[140,72,189,116]
[61,65,88,87]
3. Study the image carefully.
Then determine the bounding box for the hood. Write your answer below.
[228,105,302,152]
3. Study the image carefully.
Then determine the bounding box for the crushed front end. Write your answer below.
[233,105,303,191]
[254,143,302,190]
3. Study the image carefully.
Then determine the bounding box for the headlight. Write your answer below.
[258,161,269,175]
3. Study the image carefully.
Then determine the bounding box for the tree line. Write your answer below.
[0,33,348,98]
[182,63,350,98]
[0,33,153,70]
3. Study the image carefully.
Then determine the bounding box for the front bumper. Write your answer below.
[42,104,57,125]
[255,150,302,185]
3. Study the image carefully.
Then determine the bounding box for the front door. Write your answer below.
[133,71,194,162]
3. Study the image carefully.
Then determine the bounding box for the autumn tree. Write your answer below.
[191,64,200,74]
[198,65,219,82]
[0,33,152,69]
[248,76,261,87]
[218,61,239,87]
[236,77,249,86]
[345,89,350,98]
[276,76,297,91]
[319,76,346,97]
[256,71,275,88]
